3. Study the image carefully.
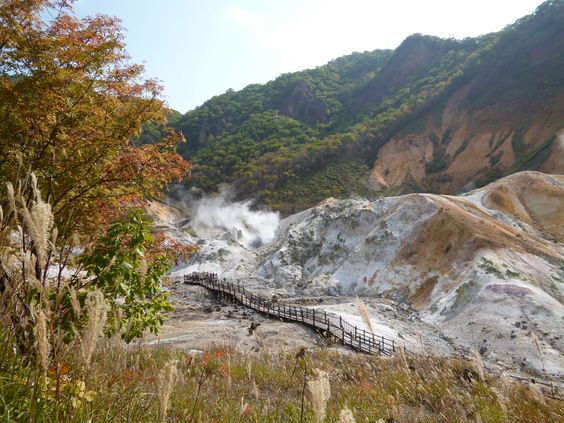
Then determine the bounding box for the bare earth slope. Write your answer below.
[161,171,563,381]
[369,92,564,194]
[257,171,564,379]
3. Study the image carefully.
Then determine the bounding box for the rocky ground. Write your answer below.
[146,171,564,385]
[148,281,457,357]
[145,283,323,354]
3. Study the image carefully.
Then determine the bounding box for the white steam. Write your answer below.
[185,190,279,249]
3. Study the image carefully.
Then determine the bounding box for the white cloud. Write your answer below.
[223,1,404,73]
[224,0,541,71]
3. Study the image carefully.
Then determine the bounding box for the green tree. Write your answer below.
[79,210,174,342]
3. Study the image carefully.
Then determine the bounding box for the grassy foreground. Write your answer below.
[1,331,562,423]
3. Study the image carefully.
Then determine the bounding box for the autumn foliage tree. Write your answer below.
[0,0,191,240]
[0,2,195,359]
[0,6,194,419]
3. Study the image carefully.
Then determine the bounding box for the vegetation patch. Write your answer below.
[268,159,372,214]
[1,334,562,422]
[454,132,475,159]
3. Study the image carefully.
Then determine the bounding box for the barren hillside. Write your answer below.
[156,171,564,382]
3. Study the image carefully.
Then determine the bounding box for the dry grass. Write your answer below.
[307,369,331,423]
[1,331,562,422]
[156,359,178,422]
[337,406,356,423]
[356,297,374,333]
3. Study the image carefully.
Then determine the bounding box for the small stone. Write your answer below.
[248,321,260,335]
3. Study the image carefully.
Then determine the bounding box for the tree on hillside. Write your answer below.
[0,0,191,240]
[0,1,194,351]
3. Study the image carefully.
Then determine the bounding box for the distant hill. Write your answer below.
[164,0,564,213]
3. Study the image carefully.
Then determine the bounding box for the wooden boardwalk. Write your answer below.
[184,272,397,356]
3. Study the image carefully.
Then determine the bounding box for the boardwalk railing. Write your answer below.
[184,272,397,356]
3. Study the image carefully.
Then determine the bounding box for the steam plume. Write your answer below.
[168,187,280,249]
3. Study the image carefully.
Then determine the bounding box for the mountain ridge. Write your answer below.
[154,0,564,213]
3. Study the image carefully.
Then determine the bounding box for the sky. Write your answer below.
[75,0,543,113]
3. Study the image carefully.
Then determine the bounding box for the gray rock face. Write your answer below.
[157,172,564,382]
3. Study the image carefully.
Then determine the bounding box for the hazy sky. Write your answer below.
[75,0,543,113]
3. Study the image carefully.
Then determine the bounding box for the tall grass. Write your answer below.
[307,369,331,423]
[356,297,375,334]
[1,333,562,422]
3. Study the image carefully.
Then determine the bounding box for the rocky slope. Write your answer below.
[369,84,564,194]
[155,171,563,382]
[260,172,563,377]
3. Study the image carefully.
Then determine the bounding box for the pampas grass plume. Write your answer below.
[21,194,53,270]
[337,406,356,423]
[6,182,16,212]
[356,297,374,333]
[35,308,51,374]
[81,291,107,368]
[157,359,178,422]
[307,369,331,423]
[472,349,485,381]
[68,286,81,319]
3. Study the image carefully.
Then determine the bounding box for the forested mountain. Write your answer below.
[167,0,564,213]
